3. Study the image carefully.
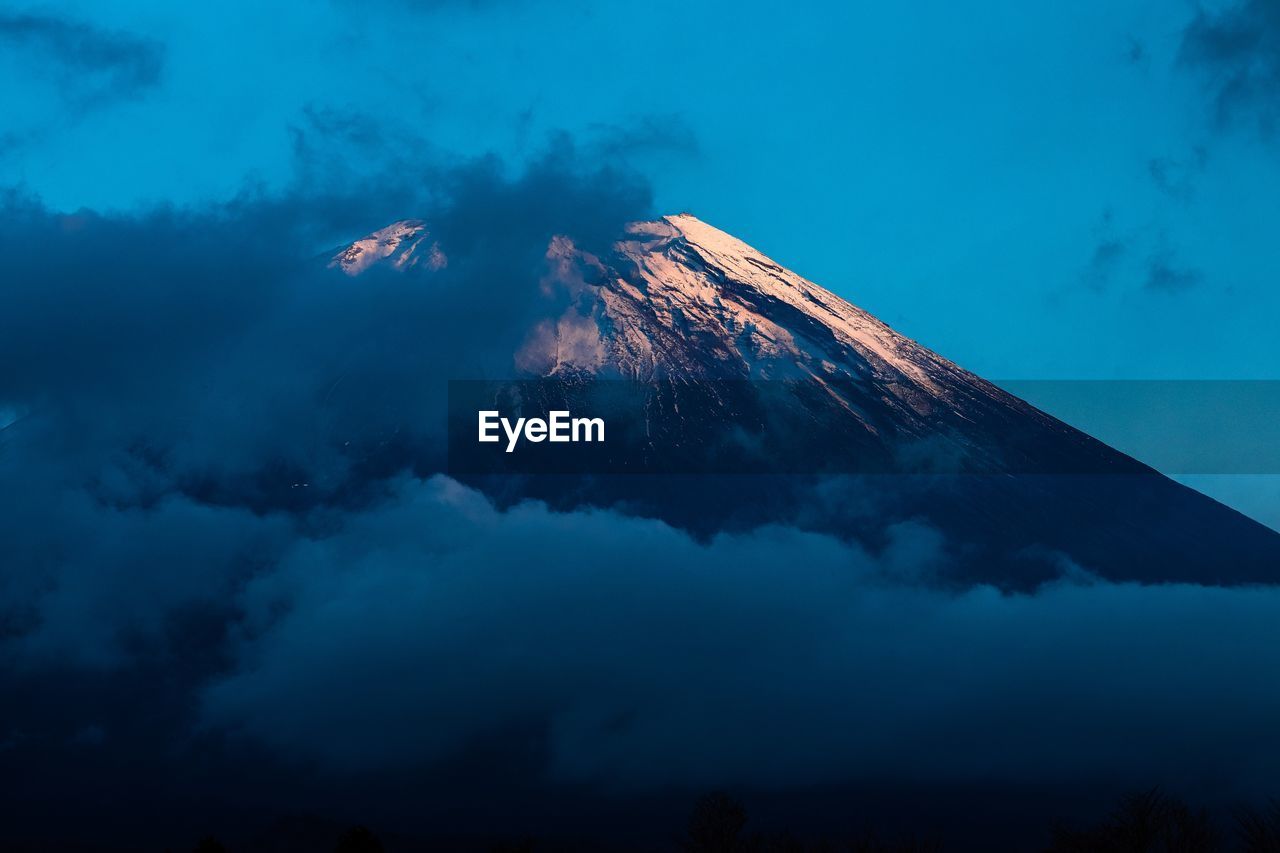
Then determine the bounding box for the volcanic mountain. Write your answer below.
[335,214,1280,587]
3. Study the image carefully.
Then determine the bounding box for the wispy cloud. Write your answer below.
[1146,249,1205,294]
[0,11,163,111]
[1147,147,1208,202]
[1078,209,1132,293]
[1076,214,1208,297]
[1179,0,1280,137]
[1083,236,1128,292]
[586,114,701,160]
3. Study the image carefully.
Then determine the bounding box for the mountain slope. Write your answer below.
[335,214,1280,587]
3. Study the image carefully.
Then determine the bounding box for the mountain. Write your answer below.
[330,219,445,276]
[335,214,1280,588]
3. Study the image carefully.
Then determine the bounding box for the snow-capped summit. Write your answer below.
[331,213,1280,587]
[329,219,445,276]
[514,212,1081,458]
[530,212,960,385]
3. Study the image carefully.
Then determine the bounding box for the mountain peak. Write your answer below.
[331,213,949,388]
[661,212,763,260]
[329,219,445,276]
[328,213,1280,587]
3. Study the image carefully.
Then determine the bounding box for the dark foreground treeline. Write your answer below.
[169,789,1280,853]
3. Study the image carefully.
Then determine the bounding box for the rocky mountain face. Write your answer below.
[335,214,1280,588]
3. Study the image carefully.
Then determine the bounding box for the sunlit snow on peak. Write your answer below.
[329,220,446,276]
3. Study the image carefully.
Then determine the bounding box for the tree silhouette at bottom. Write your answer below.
[1048,788,1220,852]
[1236,799,1280,853]
[335,825,384,853]
[684,792,748,852]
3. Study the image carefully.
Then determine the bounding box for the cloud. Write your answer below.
[1124,35,1148,66]
[0,129,653,665]
[1146,250,1205,293]
[2,488,290,669]
[0,133,651,510]
[1179,0,1280,136]
[0,12,163,110]
[1147,147,1208,201]
[1078,209,1132,293]
[586,114,702,160]
[1083,237,1128,291]
[0,133,660,837]
[197,475,1280,802]
[1078,213,1206,295]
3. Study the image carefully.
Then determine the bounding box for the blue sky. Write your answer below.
[4,0,1278,379]
[3,0,1279,522]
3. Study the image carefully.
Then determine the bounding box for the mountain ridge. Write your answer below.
[334,213,1280,588]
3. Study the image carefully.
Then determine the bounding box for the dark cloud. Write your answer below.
[0,11,163,109]
[0,130,657,841]
[1146,249,1205,293]
[197,475,1280,801]
[0,122,655,571]
[1179,0,1280,136]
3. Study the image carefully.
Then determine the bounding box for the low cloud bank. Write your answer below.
[202,475,1280,800]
